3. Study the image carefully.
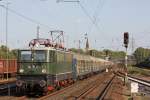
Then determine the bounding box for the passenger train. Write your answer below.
[16,38,113,95]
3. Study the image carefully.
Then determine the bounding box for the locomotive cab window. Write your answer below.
[33,50,46,61]
[20,50,47,62]
[20,51,31,61]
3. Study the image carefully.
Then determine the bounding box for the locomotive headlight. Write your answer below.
[42,69,46,73]
[39,80,46,87]
[19,69,24,73]
[28,65,31,69]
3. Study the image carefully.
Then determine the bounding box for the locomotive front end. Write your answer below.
[16,49,48,95]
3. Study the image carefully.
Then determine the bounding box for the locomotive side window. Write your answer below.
[49,50,56,62]
[56,51,64,62]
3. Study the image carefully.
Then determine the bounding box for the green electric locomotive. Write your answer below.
[16,39,74,95]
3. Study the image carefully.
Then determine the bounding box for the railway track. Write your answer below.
[0,83,16,97]
[79,74,115,100]
[38,73,105,100]
[116,71,150,86]
[116,71,150,97]
[98,75,115,100]
[0,82,27,100]
[0,89,26,100]
[0,80,16,97]
[0,96,27,100]
[65,74,115,100]
[0,72,117,100]
[38,72,115,100]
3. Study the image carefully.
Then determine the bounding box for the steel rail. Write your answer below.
[38,72,107,100]
[128,77,150,87]
[117,71,150,87]
[69,74,115,100]
[74,75,104,100]
[38,83,75,100]
[98,75,115,100]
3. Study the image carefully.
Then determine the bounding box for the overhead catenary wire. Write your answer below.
[77,2,102,33]
[88,0,105,34]
[0,5,52,29]
[77,0,106,50]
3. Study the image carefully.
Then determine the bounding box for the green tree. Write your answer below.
[134,47,150,65]
[0,45,17,59]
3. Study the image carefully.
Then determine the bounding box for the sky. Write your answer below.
[0,0,150,54]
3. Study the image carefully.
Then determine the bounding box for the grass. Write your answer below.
[127,66,150,76]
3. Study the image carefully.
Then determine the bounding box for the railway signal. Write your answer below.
[124,32,129,48]
[123,32,129,86]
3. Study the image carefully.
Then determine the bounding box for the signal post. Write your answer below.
[123,32,129,86]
